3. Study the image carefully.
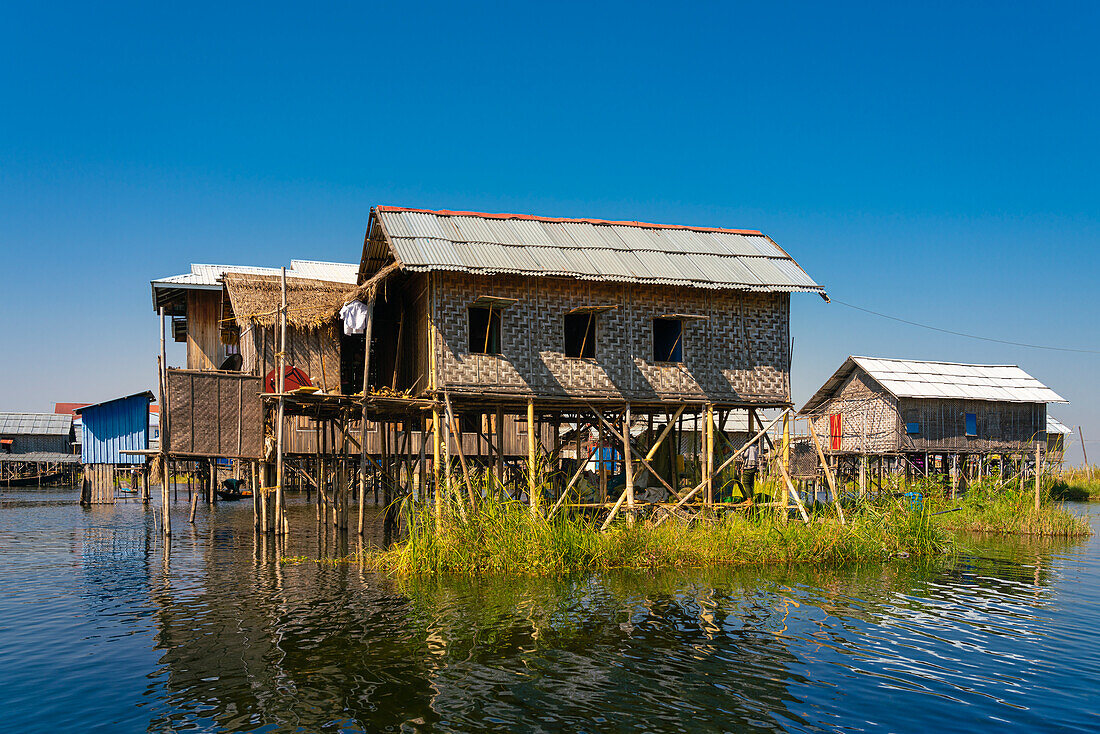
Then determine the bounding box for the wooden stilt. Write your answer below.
[622,404,635,524]
[274,267,288,535]
[527,399,538,514]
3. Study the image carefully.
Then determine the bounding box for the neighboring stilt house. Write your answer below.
[799,356,1067,484]
[0,412,78,486]
[76,391,155,504]
[1045,415,1072,467]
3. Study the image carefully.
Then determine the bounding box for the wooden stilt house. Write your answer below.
[800,357,1067,455]
[76,391,156,504]
[0,412,78,486]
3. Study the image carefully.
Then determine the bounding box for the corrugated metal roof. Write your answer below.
[800,357,1067,413]
[152,260,357,311]
[0,413,73,436]
[372,208,824,293]
[0,451,80,464]
[1047,415,1072,435]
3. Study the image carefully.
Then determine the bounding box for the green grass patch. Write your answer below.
[1048,468,1100,502]
[924,478,1090,537]
[354,493,954,576]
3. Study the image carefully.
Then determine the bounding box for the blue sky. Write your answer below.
[1,1,1097,463]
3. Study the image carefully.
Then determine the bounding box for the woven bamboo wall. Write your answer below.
[807,371,900,453]
[898,398,1045,453]
[166,370,263,458]
[432,273,790,404]
[240,323,341,393]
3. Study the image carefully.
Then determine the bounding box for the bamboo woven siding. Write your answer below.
[432,272,790,403]
[808,371,900,454]
[898,398,1045,453]
[241,323,342,393]
[186,290,223,370]
[166,370,263,458]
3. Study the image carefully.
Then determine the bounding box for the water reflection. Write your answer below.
[0,489,1096,733]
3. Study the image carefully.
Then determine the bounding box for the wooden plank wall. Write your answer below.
[186,290,223,370]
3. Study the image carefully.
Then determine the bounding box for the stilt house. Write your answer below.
[76,392,156,504]
[799,357,1067,457]
[0,412,78,485]
[1045,415,1071,466]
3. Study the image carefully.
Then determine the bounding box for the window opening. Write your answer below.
[965,413,978,437]
[468,306,501,355]
[653,318,683,362]
[564,313,597,358]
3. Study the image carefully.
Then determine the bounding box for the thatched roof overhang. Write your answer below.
[222,273,350,330]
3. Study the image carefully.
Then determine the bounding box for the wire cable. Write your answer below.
[830,299,1100,355]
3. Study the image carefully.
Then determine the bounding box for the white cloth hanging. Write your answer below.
[339,300,371,335]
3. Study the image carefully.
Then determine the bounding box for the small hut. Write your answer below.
[1045,415,1072,467]
[800,357,1067,485]
[76,391,155,504]
[0,412,78,486]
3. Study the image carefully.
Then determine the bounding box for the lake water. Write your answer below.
[0,488,1097,733]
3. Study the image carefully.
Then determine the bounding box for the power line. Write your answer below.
[830,299,1100,355]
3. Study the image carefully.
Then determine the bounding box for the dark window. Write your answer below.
[468,307,501,355]
[459,414,480,435]
[965,413,978,437]
[653,318,683,362]
[564,313,597,358]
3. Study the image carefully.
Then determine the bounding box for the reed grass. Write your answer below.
[1048,467,1100,502]
[356,491,953,576]
[924,478,1090,537]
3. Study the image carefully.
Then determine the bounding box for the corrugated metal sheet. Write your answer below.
[374,208,824,293]
[1047,415,1072,435]
[78,393,154,465]
[0,413,73,436]
[801,356,1067,413]
[0,451,79,464]
[152,260,358,311]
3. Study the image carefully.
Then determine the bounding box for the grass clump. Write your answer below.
[1048,468,1100,502]
[357,494,953,576]
[926,479,1090,537]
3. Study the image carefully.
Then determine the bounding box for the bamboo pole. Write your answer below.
[158,309,171,538]
[654,410,788,528]
[527,399,538,514]
[273,268,288,535]
[1079,426,1090,476]
[442,391,478,509]
[774,449,811,524]
[495,407,505,489]
[805,417,846,525]
[1035,441,1042,512]
[586,405,682,501]
[622,405,635,524]
[705,403,714,505]
[432,407,442,527]
[357,293,376,534]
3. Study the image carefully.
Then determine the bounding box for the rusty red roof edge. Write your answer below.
[375,206,764,236]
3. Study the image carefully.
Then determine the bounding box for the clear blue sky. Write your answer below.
[1,1,1097,464]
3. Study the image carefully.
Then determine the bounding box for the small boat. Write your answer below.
[215,478,252,501]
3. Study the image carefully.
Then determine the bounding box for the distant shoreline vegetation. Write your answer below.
[283,478,1090,576]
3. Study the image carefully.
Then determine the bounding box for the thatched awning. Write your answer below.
[223,272,349,330]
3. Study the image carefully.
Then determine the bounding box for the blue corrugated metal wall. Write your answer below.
[80,396,151,465]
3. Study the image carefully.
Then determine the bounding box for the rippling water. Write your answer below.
[0,488,1097,733]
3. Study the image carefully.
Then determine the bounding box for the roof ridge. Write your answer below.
[851,355,1020,368]
[376,205,765,236]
